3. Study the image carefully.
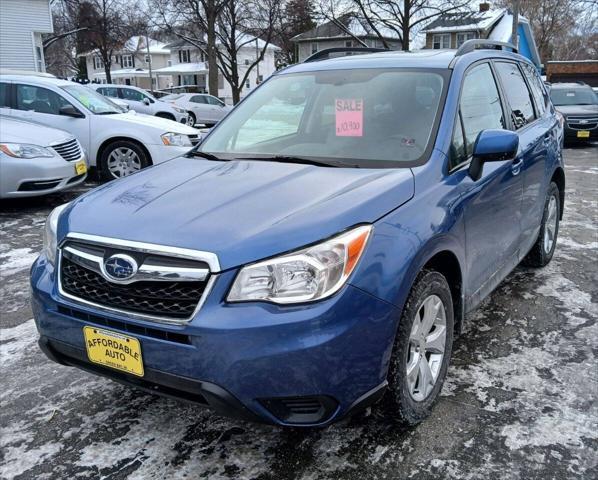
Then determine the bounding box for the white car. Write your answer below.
[161,93,232,126]
[0,75,200,180]
[0,115,87,198]
[89,84,191,125]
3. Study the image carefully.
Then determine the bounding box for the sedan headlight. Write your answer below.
[161,132,192,147]
[228,225,372,304]
[43,203,69,265]
[0,143,54,159]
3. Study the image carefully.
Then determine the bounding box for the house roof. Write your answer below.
[165,34,280,51]
[79,36,170,57]
[291,12,400,42]
[153,62,208,74]
[421,8,506,33]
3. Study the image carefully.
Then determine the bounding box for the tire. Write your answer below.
[522,182,560,268]
[155,112,175,121]
[187,112,196,126]
[382,270,454,426]
[99,140,150,182]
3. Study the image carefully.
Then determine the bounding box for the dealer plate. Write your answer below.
[75,160,87,175]
[577,130,590,138]
[83,326,144,377]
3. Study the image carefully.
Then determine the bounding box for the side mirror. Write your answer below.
[468,129,519,181]
[59,105,84,118]
[143,98,151,105]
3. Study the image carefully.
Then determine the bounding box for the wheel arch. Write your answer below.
[155,111,175,120]
[550,166,565,220]
[97,137,153,168]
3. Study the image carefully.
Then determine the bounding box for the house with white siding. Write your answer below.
[0,0,53,72]
[82,36,173,90]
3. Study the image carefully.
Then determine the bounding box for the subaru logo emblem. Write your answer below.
[103,254,138,281]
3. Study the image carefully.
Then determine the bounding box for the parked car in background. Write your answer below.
[0,75,200,180]
[161,93,232,126]
[89,84,191,125]
[549,82,598,144]
[0,116,87,198]
[32,43,564,427]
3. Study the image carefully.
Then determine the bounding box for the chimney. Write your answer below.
[479,2,490,12]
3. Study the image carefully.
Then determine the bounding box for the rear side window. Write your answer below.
[0,82,10,107]
[15,84,72,115]
[520,63,546,116]
[495,62,536,129]
[451,63,504,168]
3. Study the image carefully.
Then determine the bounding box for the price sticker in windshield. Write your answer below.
[335,99,363,137]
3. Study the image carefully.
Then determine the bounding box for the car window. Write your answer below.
[0,82,10,108]
[162,94,183,101]
[191,95,208,104]
[120,88,147,102]
[98,87,119,98]
[15,84,73,115]
[206,96,224,106]
[520,63,546,116]
[455,63,505,163]
[550,87,598,106]
[494,62,536,129]
[449,112,467,170]
[201,68,447,167]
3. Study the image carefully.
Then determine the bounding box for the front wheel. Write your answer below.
[187,112,196,126]
[382,270,454,426]
[522,181,560,268]
[99,140,150,182]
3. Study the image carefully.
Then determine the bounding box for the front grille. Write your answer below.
[52,138,83,161]
[567,115,598,130]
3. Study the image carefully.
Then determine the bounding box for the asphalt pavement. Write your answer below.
[0,146,596,480]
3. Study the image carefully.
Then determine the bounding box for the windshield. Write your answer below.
[550,87,598,106]
[200,68,447,167]
[61,84,122,114]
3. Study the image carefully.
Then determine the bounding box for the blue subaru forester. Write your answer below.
[31,41,564,427]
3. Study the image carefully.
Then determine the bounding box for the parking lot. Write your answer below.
[0,145,596,480]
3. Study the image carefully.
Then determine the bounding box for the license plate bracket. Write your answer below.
[83,326,144,377]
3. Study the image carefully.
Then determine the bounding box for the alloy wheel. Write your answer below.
[544,195,558,254]
[406,294,447,402]
[107,147,141,178]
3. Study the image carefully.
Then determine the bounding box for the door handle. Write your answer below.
[511,158,523,176]
[543,134,552,145]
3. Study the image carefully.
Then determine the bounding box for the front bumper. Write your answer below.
[31,256,397,426]
[144,143,194,165]
[0,153,87,198]
[563,125,598,142]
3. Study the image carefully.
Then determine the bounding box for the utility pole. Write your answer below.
[511,0,520,50]
[145,35,154,94]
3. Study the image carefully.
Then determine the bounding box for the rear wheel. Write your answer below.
[99,140,150,181]
[382,270,454,426]
[522,182,560,268]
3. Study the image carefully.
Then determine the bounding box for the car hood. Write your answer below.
[109,111,198,134]
[554,104,598,116]
[0,116,73,146]
[63,157,414,271]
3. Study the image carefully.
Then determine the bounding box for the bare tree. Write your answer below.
[320,0,470,51]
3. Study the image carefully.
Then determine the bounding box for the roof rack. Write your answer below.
[303,47,390,63]
[455,39,518,57]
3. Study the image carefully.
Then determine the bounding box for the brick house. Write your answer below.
[546,61,598,87]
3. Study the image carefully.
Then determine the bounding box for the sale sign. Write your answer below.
[335,99,363,137]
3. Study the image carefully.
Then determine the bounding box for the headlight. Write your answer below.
[161,132,192,147]
[0,143,54,159]
[43,203,69,265]
[173,106,186,114]
[227,225,372,304]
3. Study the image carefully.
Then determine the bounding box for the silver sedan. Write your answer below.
[0,116,88,198]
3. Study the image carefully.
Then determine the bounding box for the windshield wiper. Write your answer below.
[233,155,343,168]
[187,150,223,160]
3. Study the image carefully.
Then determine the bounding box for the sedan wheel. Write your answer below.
[406,294,447,401]
[543,195,558,255]
[107,147,141,178]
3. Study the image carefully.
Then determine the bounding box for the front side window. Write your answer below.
[61,84,121,114]
[200,68,447,167]
[457,63,505,160]
[120,88,146,102]
[433,34,451,49]
[206,96,224,106]
[494,62,536,129]
[98,87,119,98]
[0,82,10,107]
[15,84,74,115]
[191,95,207,104]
